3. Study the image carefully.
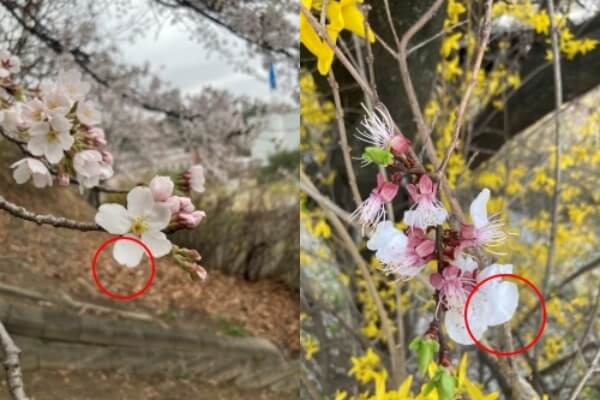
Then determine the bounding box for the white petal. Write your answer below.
[127,187,155,217]
[45,141,65,164]
[113,237,145,268]
[367,221,404,251]
[146,204,171,231]
[479,263,513,282]
[32,172,52,188]
[29,122,49,136]
[141,231,172,258]
[470,188,490,229]
[27,135,47,156]
[445,306,488,345]
[12,163,30,184]
[486,282,519,326]
[95,204,131,234]
[58,132,75,150]
[50,114,71,133]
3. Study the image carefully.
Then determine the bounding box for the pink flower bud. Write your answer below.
[149,176,174,202]
[101,150,114,165]
[179,196,195,213]
[88,127,106,146]
[178,210,206,228]
[164,195,181,213]
[389,134,411,155]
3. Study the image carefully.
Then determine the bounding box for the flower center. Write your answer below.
[130,217,149,235]
[47,130,59,142]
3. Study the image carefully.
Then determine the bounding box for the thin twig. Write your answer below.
[0,321,29,400]
[327,71,363,208]
[437,0,493,177]
[542,0,564,295]
[567,348,600,400]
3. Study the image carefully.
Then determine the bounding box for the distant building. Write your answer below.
[249,111,299,165]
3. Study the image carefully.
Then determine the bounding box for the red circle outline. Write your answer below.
[463,273,547,356]
[91,236,156,301]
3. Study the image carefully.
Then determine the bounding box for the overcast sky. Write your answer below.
[105,3,276,102]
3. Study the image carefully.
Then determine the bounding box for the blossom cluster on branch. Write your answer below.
[353,104,519,382]
[0,50,207,273]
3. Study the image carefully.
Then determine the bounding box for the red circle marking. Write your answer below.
[464,273,546,356]
[91,236,156,301]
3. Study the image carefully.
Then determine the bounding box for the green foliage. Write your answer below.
[409,336,440,376]
[361,146,393,167]
[218,317,249,337]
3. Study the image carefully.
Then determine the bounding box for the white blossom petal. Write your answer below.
[146,204,171,231]
[470,188,490,229]
[445,305,487,345]
[113,237,145,268]
[486,282,519,326]
[12,162,30,184]
[141,231,172,258]
[45,141,65,164]
[127,187,155,217]
[95,204,131,234]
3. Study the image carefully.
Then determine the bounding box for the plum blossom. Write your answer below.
[10,158,52,188]
[27,114,74,163]
[353,173,399,232]
[57,69,90,102]
[0,51,20,78]
[403,175,448,230]
[367,221,435,278]
[460,188,506,252]
[76,101,101,126]
[430,267,476,310]
[357,103,411,155]
[73,150,113,188]
[444,263,519,345]
[95,187,172,267]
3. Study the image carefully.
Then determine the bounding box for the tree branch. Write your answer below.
[0,321,29,400]
[0,194,101,231]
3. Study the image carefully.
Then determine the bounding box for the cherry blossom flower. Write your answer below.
[357,104,411,155]
[76,100,101,126]
[73,150,113,188]
[185,164,206,193]
[0,51,20,78]
[26,114,74,163]
[460,188,506,252]
[10,158,52,188]
[367,221,435,278]
[444,263,519,345]
[149,176,175,202]
[95,187,172,267]
[57,69,90,102]
[353,173,399,232]
[403,174,448,230]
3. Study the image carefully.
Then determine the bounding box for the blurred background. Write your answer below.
[0,0,300,399]
[300,0,600,399]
